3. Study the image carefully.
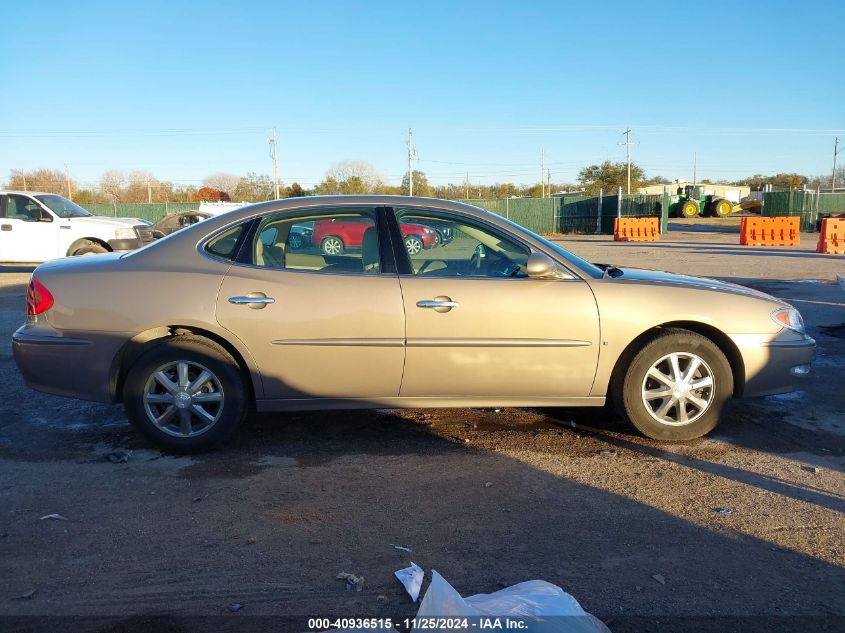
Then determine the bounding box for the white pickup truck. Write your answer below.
[0,191,155,263]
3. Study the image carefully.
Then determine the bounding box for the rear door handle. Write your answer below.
[0,224,11,232]
[416,297,459,313]
[228,293,275,309]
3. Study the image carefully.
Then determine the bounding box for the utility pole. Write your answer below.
[407,128,417,196]
[64,163,72,200]
[547,168,551,195]
[622,127,633,195]
[269,127,280,199]
[540,149,545,198]
[693,152,697,187]
[465,172,469,200]
[833,137,842,193]
[147,176,152,203]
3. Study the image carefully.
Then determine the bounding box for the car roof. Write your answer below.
[223,195,495,219]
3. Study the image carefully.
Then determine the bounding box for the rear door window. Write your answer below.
[250,208,381,275]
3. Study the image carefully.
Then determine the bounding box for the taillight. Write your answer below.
[26,277,54,316]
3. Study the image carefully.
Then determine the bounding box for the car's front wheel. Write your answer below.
[287,233,304,249]
[72,241,108,256]
[615,329,733,441]
[123,336,248,453]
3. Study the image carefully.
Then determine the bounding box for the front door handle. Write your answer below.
[0,224,11,232]
[228,293,275,309]
[416,296,459,313]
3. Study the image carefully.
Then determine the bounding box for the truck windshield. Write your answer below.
[35,195,92,218]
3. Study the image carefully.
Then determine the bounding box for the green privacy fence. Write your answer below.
[762,191,845,231]
[82,202,200,222]
[466,193,665,235]
[463,197,559,233]
[77,195,668,235]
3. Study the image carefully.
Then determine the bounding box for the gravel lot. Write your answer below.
[1,224,843,632]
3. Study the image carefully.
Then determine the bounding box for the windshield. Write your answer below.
[495,215,604,279]
[35,195,92,218]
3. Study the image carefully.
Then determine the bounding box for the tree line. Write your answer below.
[7,161,843,204]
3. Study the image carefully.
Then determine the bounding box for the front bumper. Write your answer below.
[731,333,816,397]
[107,238,144,251]
[12,325,126,403]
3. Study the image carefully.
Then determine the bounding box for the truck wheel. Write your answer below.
[73,241,108,256]
[680,201,700,218]
[613,329,733,441]
[713,199,732,217]
[123,336,248,453]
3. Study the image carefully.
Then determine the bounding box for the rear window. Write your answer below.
[205,225,245,261]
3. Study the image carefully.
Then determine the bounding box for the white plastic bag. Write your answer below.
[415,570,610,632]
[394,562,425,602]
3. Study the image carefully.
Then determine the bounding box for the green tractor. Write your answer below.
[670,185,734,218]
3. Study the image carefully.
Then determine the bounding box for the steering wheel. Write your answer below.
[467,243,486,273]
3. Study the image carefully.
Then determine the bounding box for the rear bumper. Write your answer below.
[732,334,816,397]
[12,325,126,403]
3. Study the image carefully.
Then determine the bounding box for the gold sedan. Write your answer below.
[13,197,815,452]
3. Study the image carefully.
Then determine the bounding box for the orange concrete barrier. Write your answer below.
[740,216,800,246]
[614,217,660,242]
[817,218,845,254]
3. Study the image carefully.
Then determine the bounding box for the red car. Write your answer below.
[313,218,436,255]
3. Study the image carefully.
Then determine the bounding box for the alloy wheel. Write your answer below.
[142,360,224,438]
[322,237,343,255]
[405,236,422,255]
[640,352,715,426]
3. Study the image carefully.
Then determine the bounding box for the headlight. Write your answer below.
[114,227,136,240]
[771,308,805,334]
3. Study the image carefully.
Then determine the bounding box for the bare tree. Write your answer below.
[203,172,241,197]
[100,170,127,202]
[325,160,383,193]
[7,168,68,194]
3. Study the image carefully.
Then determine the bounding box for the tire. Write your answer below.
[613,329,733,441]
[713,199,732,217]
[680,201,700,218]
[123,335,248,453]
[404,235,423,255]
[321,236,344,255]
[287,233,304,250]
[73,242,108,256]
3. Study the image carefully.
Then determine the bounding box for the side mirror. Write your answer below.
[526,251,573,280]
[40,214,53,223]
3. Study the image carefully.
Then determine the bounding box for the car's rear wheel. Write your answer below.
[404,235,423,255]
[321,236,344,255]
[123,336,248,453]
[614,329,733,441]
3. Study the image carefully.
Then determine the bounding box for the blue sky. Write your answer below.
[1,0,843,188]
